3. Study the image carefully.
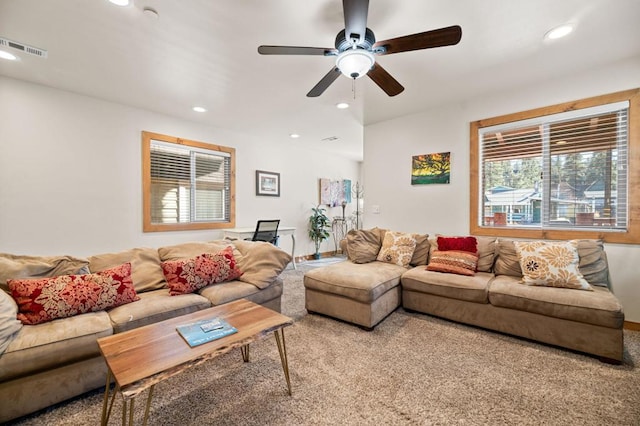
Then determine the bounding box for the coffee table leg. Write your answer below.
[241,344,250,362]
[142,385,155,426]
[274,329,292,396]
[101,369,115,425]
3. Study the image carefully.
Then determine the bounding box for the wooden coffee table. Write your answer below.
[97,299,293,425]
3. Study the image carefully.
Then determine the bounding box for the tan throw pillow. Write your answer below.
[89,247,166,293]
[0,253,89,292]
[376,231,417,267]
[0,290,22,355]
[514,240,592,291]
[231,240,291,289]
[410,234,430,266]
[346,229,383,264]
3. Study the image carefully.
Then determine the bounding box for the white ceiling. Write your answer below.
[1,0,639,161]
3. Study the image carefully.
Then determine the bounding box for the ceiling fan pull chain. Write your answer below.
[352,78,356,99]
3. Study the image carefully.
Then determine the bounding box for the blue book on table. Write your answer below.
[176,318,238,347]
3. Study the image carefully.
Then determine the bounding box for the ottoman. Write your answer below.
[303,260,406,329]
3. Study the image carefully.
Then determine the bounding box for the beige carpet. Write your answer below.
[9,265,640,425]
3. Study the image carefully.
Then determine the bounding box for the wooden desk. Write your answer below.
[98,300,293,425]
[223,226,296,269]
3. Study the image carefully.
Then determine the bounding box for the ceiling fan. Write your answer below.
[258,0,462,97]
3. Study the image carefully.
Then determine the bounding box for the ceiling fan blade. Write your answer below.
[367,63,404,96]
[307,67,342,97]
[343,0,369,45]
[373,25,462,56]
[258,45,338,56]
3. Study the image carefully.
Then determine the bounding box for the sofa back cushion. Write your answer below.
[230,240,291,289]
[158,241,236,261]
[346,228,384,264]
[494,239,609,287]
[0,253,89,293]
[89,247,166,293]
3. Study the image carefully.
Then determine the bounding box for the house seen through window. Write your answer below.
[470,89,640,244]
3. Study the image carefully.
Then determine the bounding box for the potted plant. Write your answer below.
[308,205,331,259]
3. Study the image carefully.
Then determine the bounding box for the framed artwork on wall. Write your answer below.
[411,152,451,185]
[256,170,280,196]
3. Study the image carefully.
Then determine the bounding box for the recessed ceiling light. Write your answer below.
[545,24,574,40]
[289,133,300,139]
[0,50,17,61]
[336,102,349,109]
[192,106,207,113]
[108,0,130,6]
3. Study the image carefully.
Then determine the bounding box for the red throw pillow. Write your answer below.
[162,246,243,296]
[437,236,478,253]
[427,250,479,276]
[8,262,138,325]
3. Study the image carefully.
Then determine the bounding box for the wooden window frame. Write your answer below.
[470,88,640,244]
[142,131,236,232]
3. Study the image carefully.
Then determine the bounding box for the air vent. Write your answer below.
[0,37,48,58]
[321,136,339,142]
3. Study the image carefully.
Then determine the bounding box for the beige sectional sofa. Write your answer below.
[0,239,291,423]
[304,228,625,363]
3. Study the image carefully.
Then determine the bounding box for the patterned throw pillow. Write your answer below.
[514,240,592,290]
[161,246,243,295]
[8,262,138,325]
[427,250,479,276]
[376,231,417,267]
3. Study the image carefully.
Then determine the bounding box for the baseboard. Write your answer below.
[297,251,340,262]
[624,321,640,331]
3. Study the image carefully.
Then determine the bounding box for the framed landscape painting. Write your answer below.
[411,152,451,185]
[256,170,280,196]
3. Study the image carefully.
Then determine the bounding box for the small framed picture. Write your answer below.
[256,170,280,197]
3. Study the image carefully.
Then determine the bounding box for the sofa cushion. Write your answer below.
[514,240,592,291]
[0,310,112,382]
[346,228,384,264]
[158,241,236,261]
[199,278,283,307]
[0,253,89,292]
[161,247,243,295]
[0,290,22,355]
[231,240,291,289]
[106,288,211,333]
[410,234,430,266]
[401,267,492,303]
[494,239,610,287]
[488,275,623,329]
[89,247,166,293]
[429,235,496,272]
[9,263,139,325]
[376,231,417,267]
[427,250,479,276]
[304,260,406,303]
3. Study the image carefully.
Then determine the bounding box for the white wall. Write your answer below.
[0,76,360,259]
[362,56,640,322]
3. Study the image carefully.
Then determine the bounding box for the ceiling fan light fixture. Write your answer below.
[336,49,374,79]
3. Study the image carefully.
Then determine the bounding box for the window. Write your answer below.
[470,89,640,244]
[142,131,235,232]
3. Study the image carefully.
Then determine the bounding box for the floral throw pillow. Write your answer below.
[8,262,138,325]
[514,240,592,291]
[161,246,243,296]
[376,231,417,267]
[427,250,479,276]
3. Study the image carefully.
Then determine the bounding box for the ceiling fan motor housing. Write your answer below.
[335,28,376,52]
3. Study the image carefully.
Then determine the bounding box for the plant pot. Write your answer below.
[313,253,321,260]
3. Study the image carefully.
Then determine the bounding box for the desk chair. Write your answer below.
[247,219,280,245]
